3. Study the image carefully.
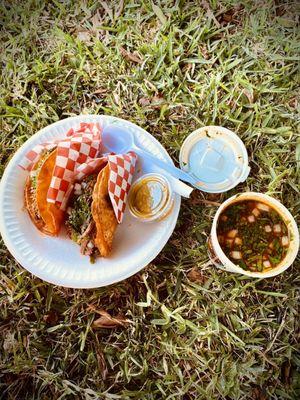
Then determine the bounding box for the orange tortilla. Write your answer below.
[25,177,45,232]
[36,150,64,235]
[91,164,117,257]
[25,150,64,236]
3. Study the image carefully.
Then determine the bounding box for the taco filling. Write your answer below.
[66,164,118,261]
[66,174,100,261]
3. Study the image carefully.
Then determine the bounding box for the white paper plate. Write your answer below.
[0,115,180,288]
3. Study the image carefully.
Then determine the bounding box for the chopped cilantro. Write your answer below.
[66,174,97,236]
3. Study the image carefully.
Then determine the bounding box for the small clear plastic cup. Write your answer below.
[128,173,174,223]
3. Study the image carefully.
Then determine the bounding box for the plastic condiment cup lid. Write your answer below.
[179,126,250,193]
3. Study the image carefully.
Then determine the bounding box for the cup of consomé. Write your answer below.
[208,192,299,278]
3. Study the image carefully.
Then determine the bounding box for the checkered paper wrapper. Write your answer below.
[76,152,138,223]
[19,122,138,223]
[19,122,102,209]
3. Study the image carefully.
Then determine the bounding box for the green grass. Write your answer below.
[0,0,300,399]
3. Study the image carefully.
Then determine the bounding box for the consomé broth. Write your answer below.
[217,200,289,272]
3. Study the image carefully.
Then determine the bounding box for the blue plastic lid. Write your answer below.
[179,126,250,193]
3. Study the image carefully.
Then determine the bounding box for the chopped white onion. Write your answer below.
[252,208,260,217]
[263,260,271,268]
[265,225,272,233]
[74,183,82,195]
[67,207,72,215]
[248,215,255,223]
[273,224,281,233]
[87,241,94,249]
[281,236,289,246]
[257,202,270,212]
[235,237,242,245]
[227,229,238,238]
[81,182,87,188]
[30,170,37,177]
[231,251,242,260]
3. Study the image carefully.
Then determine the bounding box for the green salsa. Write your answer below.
[217,200,289,272]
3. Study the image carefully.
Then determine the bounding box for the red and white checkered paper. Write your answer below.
[19,123,138,223]
[76,152,137,223]
[108,152,137,223]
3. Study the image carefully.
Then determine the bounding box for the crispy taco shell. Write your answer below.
[24,149,64,236]
[91,164,118,257]
[25,177,45,232]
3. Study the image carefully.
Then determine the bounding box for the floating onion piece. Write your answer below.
[231,251,242,260]
[252,208,260,217]
[257,202,270,212]
[227,229,238,238]
[273,224,281,233]
[235,237,242,245]
[263,260,271,268]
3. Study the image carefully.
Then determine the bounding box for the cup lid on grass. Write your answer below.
[179,126,250,193]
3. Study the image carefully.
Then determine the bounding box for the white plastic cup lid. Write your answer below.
[179,126,250,193]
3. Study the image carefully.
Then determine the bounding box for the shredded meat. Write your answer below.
[80,237,89,255]
[80,220,95,240]
[80,223,98,256]
[65,223,72,238]
[85,246,94,256]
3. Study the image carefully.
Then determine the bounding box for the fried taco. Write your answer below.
[25,149,65,236]
[65,164,118,261]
